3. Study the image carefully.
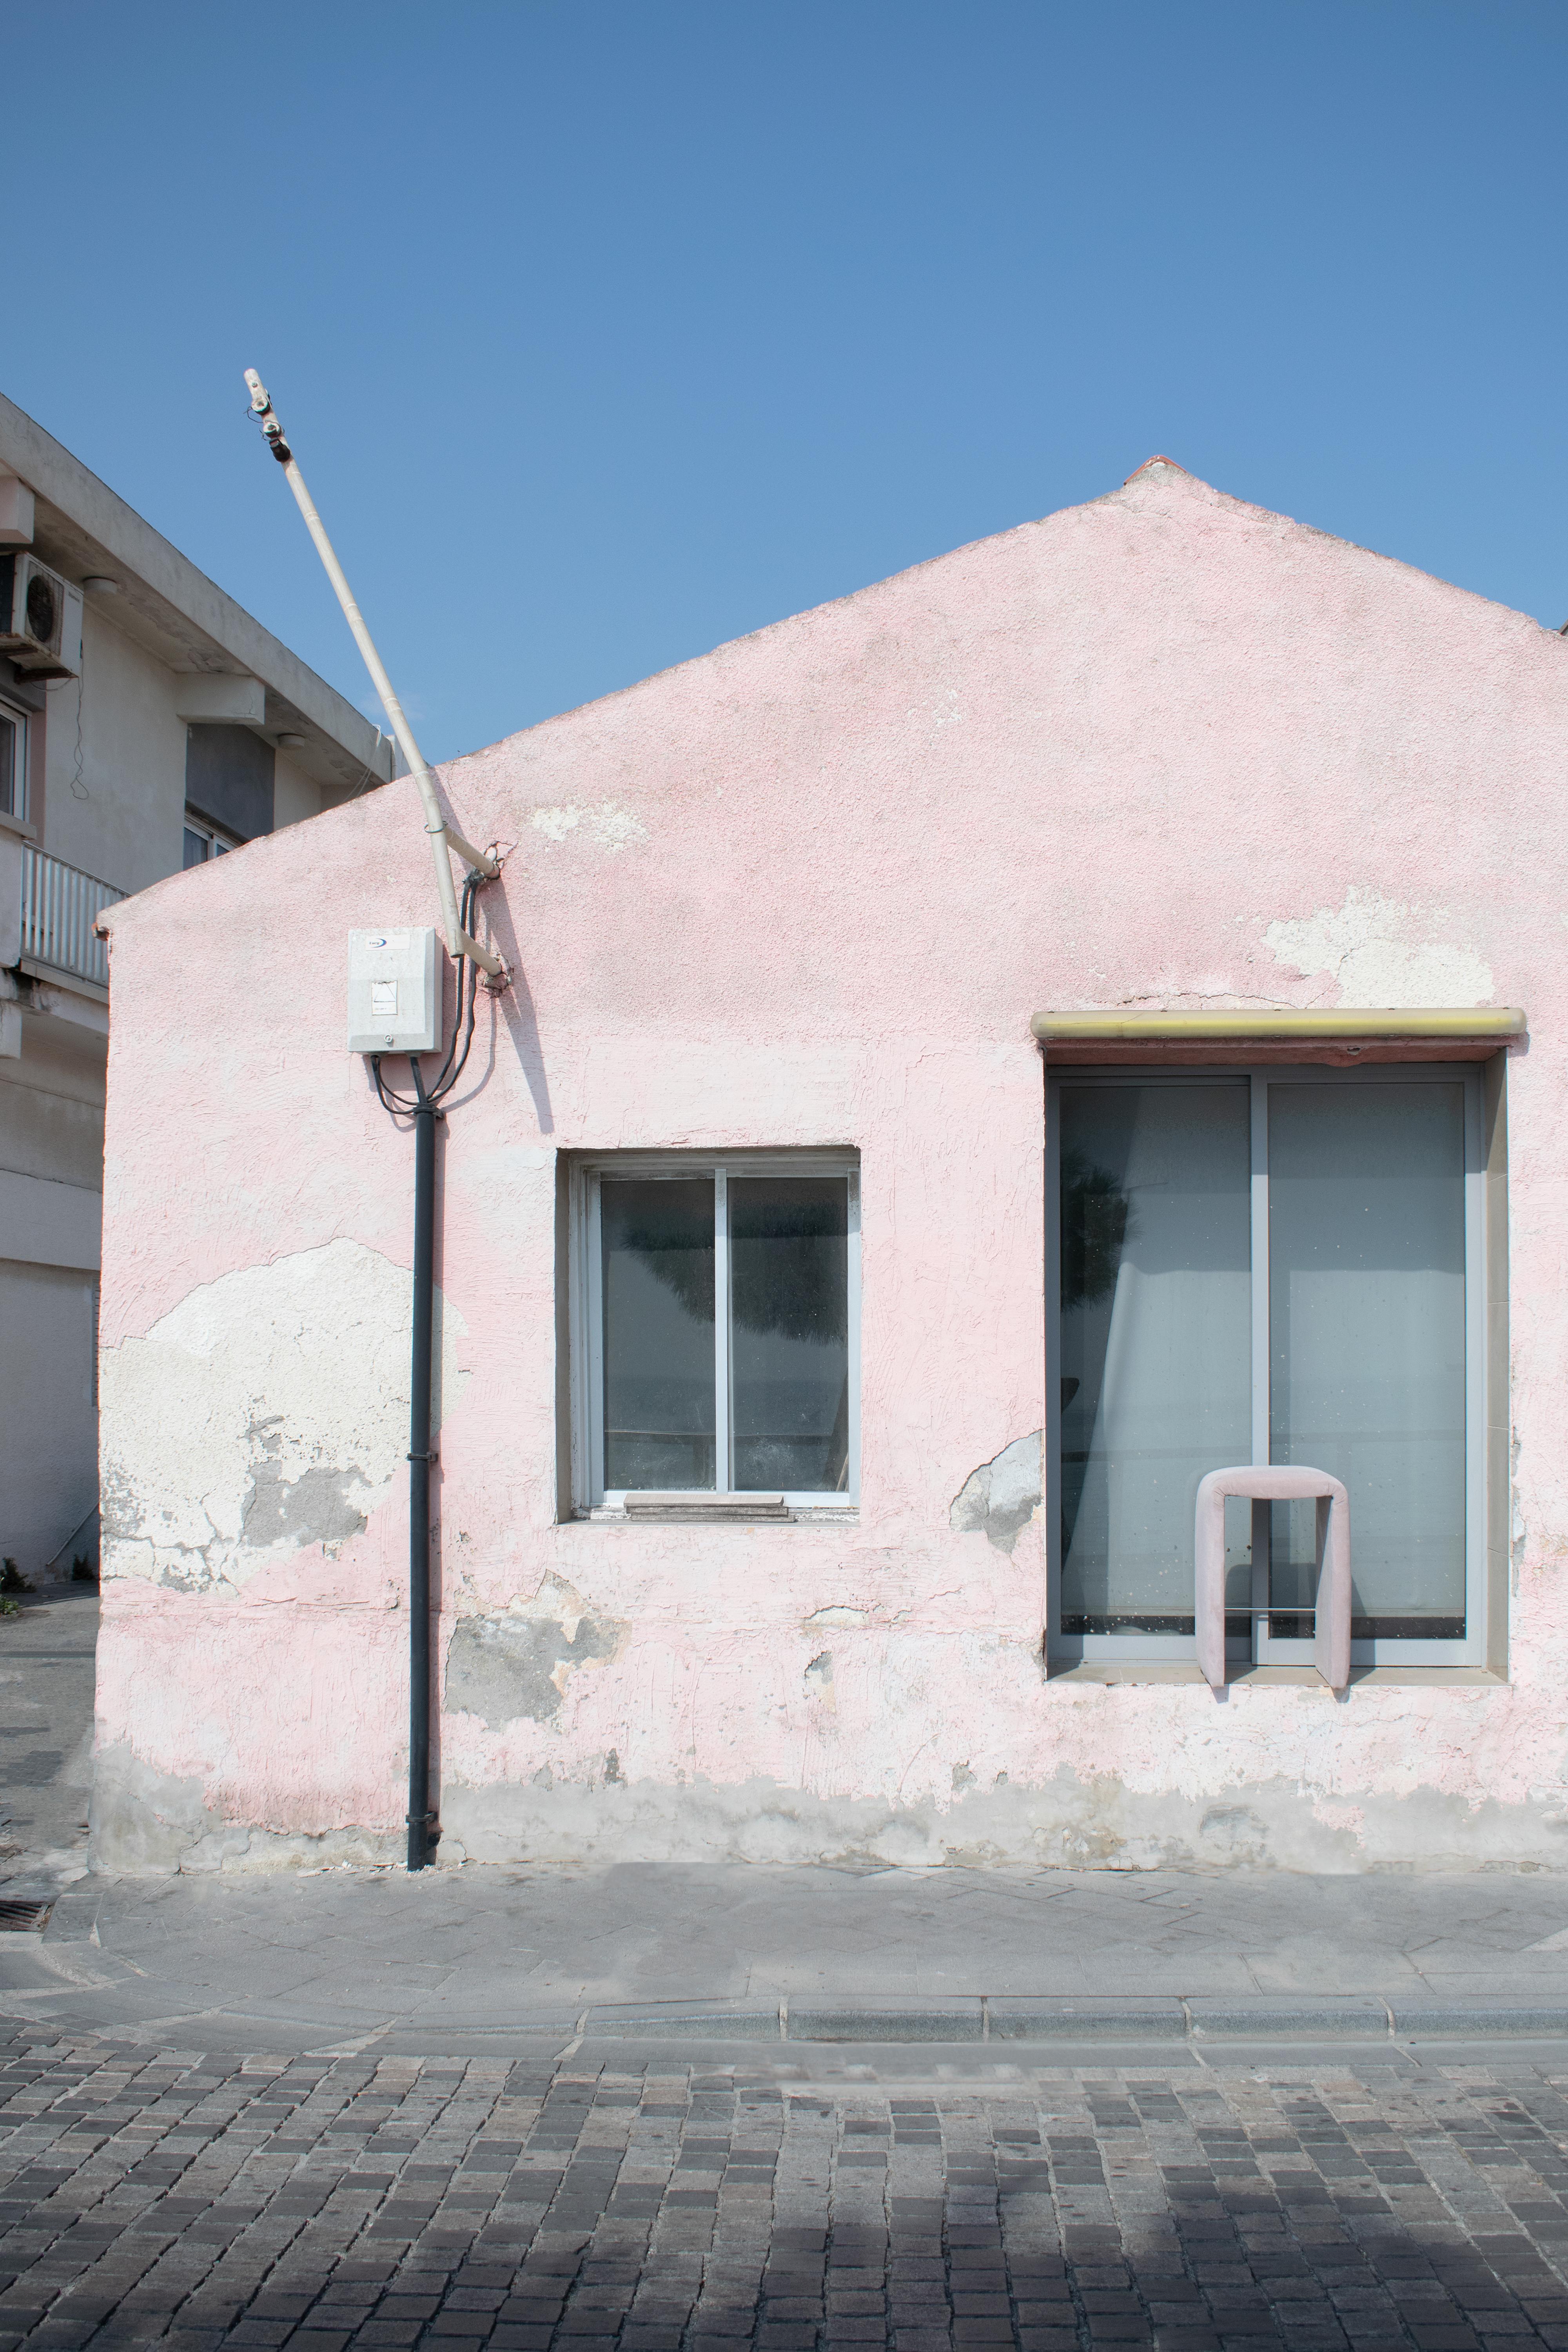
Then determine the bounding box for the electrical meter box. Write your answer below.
[347,927,441,1055]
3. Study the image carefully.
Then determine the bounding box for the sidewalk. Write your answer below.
[7,1858,1568,2056]
[9,1590,1568,2058]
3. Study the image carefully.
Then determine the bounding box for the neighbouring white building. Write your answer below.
[0,392,394,1585]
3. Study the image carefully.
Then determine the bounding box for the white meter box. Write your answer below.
[347,927,441,1054]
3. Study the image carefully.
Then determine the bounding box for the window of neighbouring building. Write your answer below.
[184,722,274,844]
[1049,1067,1487,1668]
[571,1155,860,1508]
[0,695,27,821]
[183,809,240,867]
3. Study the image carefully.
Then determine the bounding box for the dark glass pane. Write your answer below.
[730,1178,849,1492]
[1269,1083,1466,1635]
[601,1178,715,1490]
[1059,1085,1251,1633]
[0,713,15,817]
[183,828,208,869]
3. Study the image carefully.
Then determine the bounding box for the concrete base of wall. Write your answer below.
[439,1771,1568,1876]
[88,1744,1568,1877]
[89,1744,404,1877]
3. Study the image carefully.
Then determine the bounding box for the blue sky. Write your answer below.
[7,2,1565,762]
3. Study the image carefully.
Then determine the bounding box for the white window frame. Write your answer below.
[0,693,29,823]
[1047,1064,1488,1669]
[183,810,239,864]
[570,1151,861,1514]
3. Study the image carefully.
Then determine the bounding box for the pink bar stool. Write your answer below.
[1194,1465,1351,1692]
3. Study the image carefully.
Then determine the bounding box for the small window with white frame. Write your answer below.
[183,809,239,867]
[571,1153,860,1511]
[1048,1065,1489,1669]
[0,694,28,822]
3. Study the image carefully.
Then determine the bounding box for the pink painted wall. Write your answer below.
[93,461,1568,1872]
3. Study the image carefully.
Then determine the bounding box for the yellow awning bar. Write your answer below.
[1031,1007,1526,1043]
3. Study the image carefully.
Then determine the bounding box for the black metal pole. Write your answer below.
[407,1080,437,1871]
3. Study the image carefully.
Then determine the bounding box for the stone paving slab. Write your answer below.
[12,2026,1568,2351]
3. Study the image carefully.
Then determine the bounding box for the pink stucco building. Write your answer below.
[93,458,1568,1873]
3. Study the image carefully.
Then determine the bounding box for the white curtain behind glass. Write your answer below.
[1268,1083,1466,1630]
[1059,1085,1251,1630]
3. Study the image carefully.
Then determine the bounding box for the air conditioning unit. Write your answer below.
[0,553,83,681]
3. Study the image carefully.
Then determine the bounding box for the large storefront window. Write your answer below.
[1050,1068,1484,1667]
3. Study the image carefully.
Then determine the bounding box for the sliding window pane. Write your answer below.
[730,1178,849,1492]
[1269,1083,1466,1637]
[601,1178,715,1490]
[1059,1085,1251,1633]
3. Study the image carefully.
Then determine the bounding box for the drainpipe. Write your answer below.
[407,1076,437,1871]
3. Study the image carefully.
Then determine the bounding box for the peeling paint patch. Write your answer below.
[98,1241,469,1592]
[950,1432,1042,1553]
[1265,886,1494,1007]
[445,1598,626,1727]
[530,801,648,853]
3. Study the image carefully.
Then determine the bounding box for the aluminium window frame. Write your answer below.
[0,692,29,823]
[569,1149,862,1514]
[183,809,240,866]
[1046,1062,1488,1669]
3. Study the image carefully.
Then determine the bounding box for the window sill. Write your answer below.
[572,1504,858,1529]
[1047,1661,1507,1688]
[0,807,36,842]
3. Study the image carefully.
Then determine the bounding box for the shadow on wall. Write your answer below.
[473,880,554,1134]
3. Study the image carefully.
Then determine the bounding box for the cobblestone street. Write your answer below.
[8,2033,1568,2352]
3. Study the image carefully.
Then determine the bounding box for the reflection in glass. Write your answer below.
[731,1178,849,1492]
[1059,1085,1251,1633]
[1269,1084,1466,1637]
[601,1178,715,1490]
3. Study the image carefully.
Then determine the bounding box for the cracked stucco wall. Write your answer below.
[93,457,1568,1873]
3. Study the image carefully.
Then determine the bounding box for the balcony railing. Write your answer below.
[19,846,125,991]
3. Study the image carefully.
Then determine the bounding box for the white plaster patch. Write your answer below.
[530,801,648,853]
[950,1433,1043,1554]
[100,1240,469,1593]
[905,688,963,743]
[1265,886,1493,1008]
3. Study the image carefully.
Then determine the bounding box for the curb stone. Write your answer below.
[10,1962,1568,2046]
[561,1994,1568,2043]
